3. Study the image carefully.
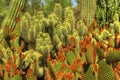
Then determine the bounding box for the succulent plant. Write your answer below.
[82,65,95,80]
[106,50,120,63]
[95,47,104,60]
[54,3,62,19]
[0,0,6,18]
[0,0,120,80]
[66,51,76,64]
[98,59,115,80]
[48,12,58,27]
[20,15,29,42]
[64,7,75,31]
[1,0,25,38]
[77,20,88,39]
[21,50,44,78]
[36,32,53,57]
[112,13,120,34]
[80,0,96,26]
[11,75,22,80]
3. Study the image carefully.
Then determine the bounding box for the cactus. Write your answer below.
[97,29,112,41]
[20,12,47,50]
[112,13,120,34]
[0,0,120,80]
[20,15,29,42]
[80,0,96,26]
[96,0,107,26]
[0,48,13,64]
[98,59,115,80]
[36,32,53,56]
[85,45,94,64]
[64,7,75,31]
[66,51,76,64]
[82,65,95,80]
[96,0,120,26]
[21,50,44,78]
[48,12,58,27]
[77,20,88,39]
[54,3,62,19]
[0,0,6,18]
[95,47,104,60]
[11,75,22,80]
[10,36,20,51]
[1,0,25,38]
[106,50,120,63]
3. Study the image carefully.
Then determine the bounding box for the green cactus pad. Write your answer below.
[98,59,115,80]
[82,65,95,80]
[66,51,76,64]
[106,50,120,63]
[11,75,22,80]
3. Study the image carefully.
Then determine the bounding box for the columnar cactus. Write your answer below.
[1,0,25,38]
[77,20,88,39]
[80,0,96,26]
[54,3,62,19]
[64,7,75,32]
[112,13,120,34]
[20,12,45,43]
[20,15,29,42]
[0,0,6,18]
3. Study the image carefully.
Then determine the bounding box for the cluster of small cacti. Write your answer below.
[36,32,53,56]
[0,0,120,80]
[0,45,44,80]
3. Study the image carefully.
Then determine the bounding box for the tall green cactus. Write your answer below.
[1,0,25,38]
[54,3,62,19]
[80,0,96,26]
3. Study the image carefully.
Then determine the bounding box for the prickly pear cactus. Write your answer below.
[106,50,120,63]
[98,59,115,80]
[82,65,95,80]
